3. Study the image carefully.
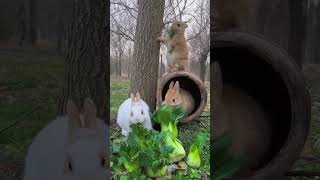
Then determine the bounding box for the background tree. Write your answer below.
[188,0,210,81]
[57,0,109,121]
[27,0,37,44]
[129,0,165,111]
[288,0,307,68]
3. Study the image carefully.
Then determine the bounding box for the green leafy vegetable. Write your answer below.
[114,124,175,178]
[111,103,210,179]
[164,132,186,163]
[152,103,186,162]
[152,103,185,138]
[187,132,209,168]
[166,30,175,39]
[147,165,168,177]
[212,131,242,180]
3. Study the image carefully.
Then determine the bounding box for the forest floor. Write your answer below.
[287,62,320,180]
[0,48,64,179]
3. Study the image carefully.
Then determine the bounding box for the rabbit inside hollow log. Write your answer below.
[164,81,195,116]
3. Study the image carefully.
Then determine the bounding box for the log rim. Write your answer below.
[213,31,311,179]
[157,71,208,123]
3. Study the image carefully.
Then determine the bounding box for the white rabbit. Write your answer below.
[117,92,153,136]
[23,98,108,180]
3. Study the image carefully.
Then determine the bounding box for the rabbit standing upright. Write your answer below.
[23,98,108,180]
[157,21,189,72]
[164,81,195,115]
[117,92,153,136]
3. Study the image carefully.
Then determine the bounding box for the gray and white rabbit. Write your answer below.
[23,98,108,180]
[117,92,153,136]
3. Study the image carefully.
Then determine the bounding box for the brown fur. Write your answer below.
[214,85,271,172]
[158,21,189,72]
[164,81,194,115]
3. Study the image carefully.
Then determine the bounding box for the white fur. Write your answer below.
[117,98,153,136]
[23,116,108,180]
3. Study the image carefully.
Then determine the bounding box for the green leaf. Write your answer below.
[119,156,127,165]
[120,176,128,180]
[113,142,121,153]
[152,103,186,138]
[212,131,234,167]
[212,131,242,180]
[171,104,186,124]
[212,159,241,180]
[166,30,175,39]
[187,132,209,168]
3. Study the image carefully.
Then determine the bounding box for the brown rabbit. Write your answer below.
[163,81,194,115]
[215,85,271,172]
[157,21,189,72]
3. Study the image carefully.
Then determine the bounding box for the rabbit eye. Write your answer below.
[130,111,133,116]
[101,157,106,167]
[141,110,144,115]
[68,162,72,171]
[177,23,180,27]
[173,97,176,103]
[65,161,73,172]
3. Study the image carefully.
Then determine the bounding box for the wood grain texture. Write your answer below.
[57,0,109,123]
[129,0,165,112]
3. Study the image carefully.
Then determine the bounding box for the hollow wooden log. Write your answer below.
[157,71,207,123]
[213,31,311,180]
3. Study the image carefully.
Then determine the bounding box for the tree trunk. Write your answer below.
[288,0,306,68]
[57,0,109,122]
[199,47,210,82]
[130,0,165,111]
[56,0,64,54]
[16,2,27,46]
[117,51,122,76]
[199,59,206,82]
[28,0,37,44]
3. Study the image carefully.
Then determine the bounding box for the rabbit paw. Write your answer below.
[157,37,165,42]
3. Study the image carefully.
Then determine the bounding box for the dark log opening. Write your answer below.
[216,46,292,170]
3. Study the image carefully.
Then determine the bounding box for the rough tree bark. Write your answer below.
[58,0,109,122]
[56,0,64,54]
[199,47,210,82]
[28,0,37,44]
[117,32,122,77]
[130,0,165,111]
[288,0,306,68]
[16,2,27,46]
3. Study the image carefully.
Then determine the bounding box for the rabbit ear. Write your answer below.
[66,100,81,143]
[174,81,180,91]
[169,81,174,89]
[83,98,97,129]
[66,99,80,128]
[135,92,140,101]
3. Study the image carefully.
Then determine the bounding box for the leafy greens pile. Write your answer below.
[111,103,210,179]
